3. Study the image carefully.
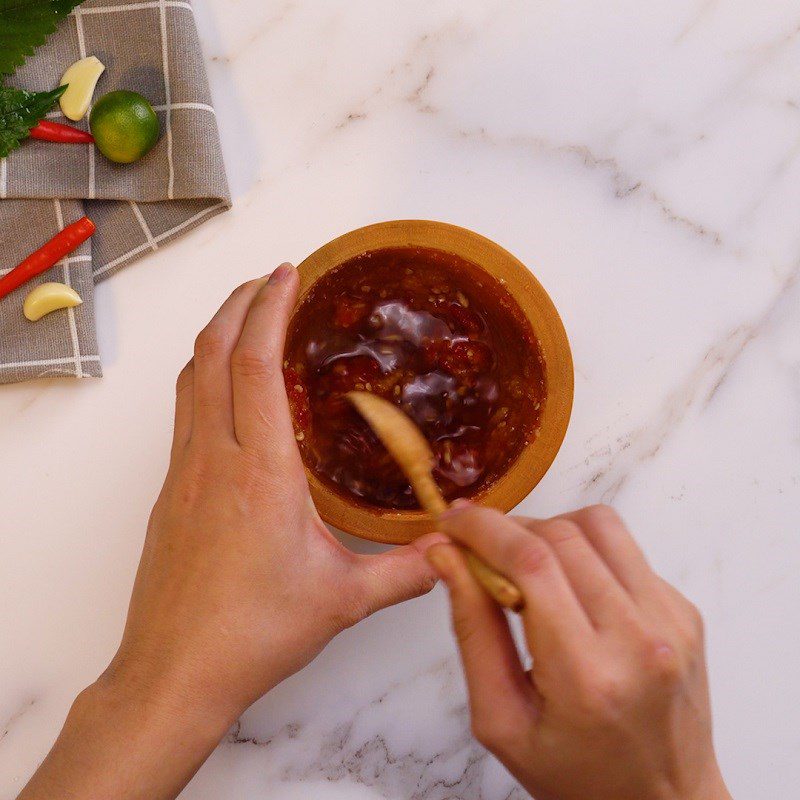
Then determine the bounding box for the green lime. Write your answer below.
[90,90,160,164]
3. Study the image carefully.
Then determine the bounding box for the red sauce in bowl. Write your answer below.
[284,247,545,510]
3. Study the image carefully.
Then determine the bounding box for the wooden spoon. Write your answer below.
[347,391,524,611]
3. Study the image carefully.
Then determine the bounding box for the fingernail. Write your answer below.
[438,498,473,521]
[267,262,294,284]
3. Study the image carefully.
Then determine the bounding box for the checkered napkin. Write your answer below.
[0,0,230,383]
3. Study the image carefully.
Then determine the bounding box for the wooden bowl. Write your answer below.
[292,220,573,544]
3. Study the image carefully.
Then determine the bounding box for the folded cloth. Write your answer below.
[0,0,230,384]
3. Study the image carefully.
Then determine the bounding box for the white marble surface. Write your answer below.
[2,1,799,797]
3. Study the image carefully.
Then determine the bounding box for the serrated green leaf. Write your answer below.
[0,84,66,157]
[0,0,86,76]
[0,1,57,76]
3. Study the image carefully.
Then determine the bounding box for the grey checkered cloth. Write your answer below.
[0,0,230,383]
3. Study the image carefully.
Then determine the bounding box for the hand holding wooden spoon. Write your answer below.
[347,391,524,611]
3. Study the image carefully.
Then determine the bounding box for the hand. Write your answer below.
[110,263,441,717]
[18,264,442,800]
[428,503,731,800]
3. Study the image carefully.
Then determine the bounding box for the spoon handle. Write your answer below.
[415,471,524,612]
[346,391,525,612]
[461,548,524,611]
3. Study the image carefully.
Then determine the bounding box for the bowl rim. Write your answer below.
[290,219,574,544]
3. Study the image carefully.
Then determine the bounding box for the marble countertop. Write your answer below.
[2,1,799,797]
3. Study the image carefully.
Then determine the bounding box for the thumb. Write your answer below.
[355,533,448,615]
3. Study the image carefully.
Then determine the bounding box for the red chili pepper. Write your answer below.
[0,217,96,301]
[28,120,94,144]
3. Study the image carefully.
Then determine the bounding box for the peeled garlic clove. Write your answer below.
[24,282,83,322]
[59,56,106,121]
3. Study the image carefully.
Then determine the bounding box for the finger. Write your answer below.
[513,517,632,629]
[518,505,656,599]
[657,578,706,653]
[231,263,299,450]
[192,278,268,440]
[172,359,194,456]
[427,543,538,743]
[439,503,594,657]
[354,533,446,614]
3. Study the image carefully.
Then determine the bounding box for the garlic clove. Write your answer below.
[59,56,106,121]
[24,282,83,322]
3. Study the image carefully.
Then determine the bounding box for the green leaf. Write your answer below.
[0,84,66,157]
[52,0,84,14]
[0,0,86,77]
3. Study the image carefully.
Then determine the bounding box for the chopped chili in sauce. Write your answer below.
[284,247,545,510]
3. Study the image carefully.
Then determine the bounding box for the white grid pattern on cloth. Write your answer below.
[130,201,158,252]
[1,1,200,206]
[72,8,95,200]
[38,0,227,286]
[1,0,229,383]
[7,0,202,209]
[6,0,205,205]
[53,199,85,378]
[159,0,176,201]
[79,1,192,13]
[156,102,215,114]
[0,354,101,371]
[44,102,216,120]
[93,200,227,279]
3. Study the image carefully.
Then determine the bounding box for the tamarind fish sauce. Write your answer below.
[284,247,545,510]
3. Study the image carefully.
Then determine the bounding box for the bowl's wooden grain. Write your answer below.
[291,220,574,544]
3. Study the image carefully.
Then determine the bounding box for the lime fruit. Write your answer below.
[90,90,160,164]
